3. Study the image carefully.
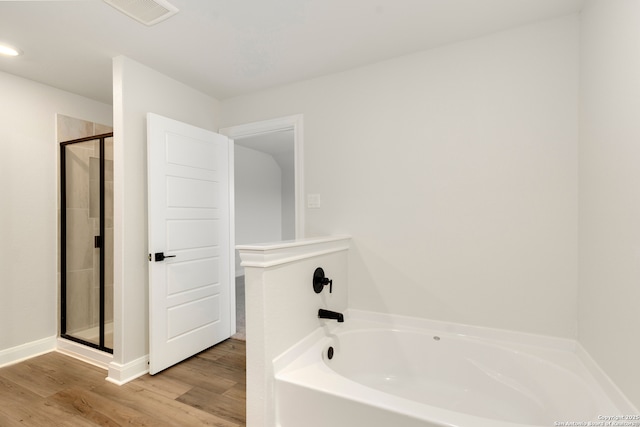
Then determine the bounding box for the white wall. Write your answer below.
[579,0,640,409]
[221,15,580,338]
[235,145,283,274]
[0,71,112,361]
[110,56,220,381]
[275,150,296,240]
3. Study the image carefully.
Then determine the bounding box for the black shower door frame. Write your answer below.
[60,132,113,354]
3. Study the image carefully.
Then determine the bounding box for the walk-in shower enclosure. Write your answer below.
[60,133,113,353]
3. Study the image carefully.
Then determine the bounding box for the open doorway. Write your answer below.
[234,129,295,269]
[220,115,304,340]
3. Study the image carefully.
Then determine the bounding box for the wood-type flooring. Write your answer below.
[0,339,246,426]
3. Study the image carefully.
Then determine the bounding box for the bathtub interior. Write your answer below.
[274,311,633,427]
[324,329,609,425]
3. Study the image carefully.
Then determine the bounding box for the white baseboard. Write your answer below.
[56,337,113,370]
[0,336,57,368]
[1,337,146,387]
[106,354,149,385]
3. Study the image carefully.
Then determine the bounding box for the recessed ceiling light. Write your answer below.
[0,43,22,57]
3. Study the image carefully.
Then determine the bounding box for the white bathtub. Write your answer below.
[274,310,633,427]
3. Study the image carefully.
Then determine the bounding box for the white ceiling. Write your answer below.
[0,0,584,105]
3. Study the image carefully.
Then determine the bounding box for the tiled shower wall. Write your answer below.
[57,114,113,336]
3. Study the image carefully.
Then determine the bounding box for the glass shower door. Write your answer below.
[60,133,113,353]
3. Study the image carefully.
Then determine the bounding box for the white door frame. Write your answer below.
[219,114,304,239]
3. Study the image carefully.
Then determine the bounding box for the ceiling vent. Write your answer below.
[103,0,179,26]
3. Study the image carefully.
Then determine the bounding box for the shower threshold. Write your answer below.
[66,321,114,351]
[57,330,114,370]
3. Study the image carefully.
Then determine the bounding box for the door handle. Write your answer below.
[154,252,176,262]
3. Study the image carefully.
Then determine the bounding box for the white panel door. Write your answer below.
[147,113,234,375]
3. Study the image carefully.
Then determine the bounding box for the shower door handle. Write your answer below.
[154,252,176,262]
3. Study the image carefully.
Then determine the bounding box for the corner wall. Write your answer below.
[110,56,221,382]
[238,236,350,427]
[221,15,580,338]
[578,0,640,409]
[235,145,283,274]
[0,71,112,364]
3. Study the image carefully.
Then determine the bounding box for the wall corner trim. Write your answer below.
[106,354,149,385]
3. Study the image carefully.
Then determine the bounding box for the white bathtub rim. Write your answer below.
[274,308,577,373]
[274,309,637,425]
[273,325,330,373]
[347,309,577,352]
[345,309,638,415]
[576,343,639,414]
